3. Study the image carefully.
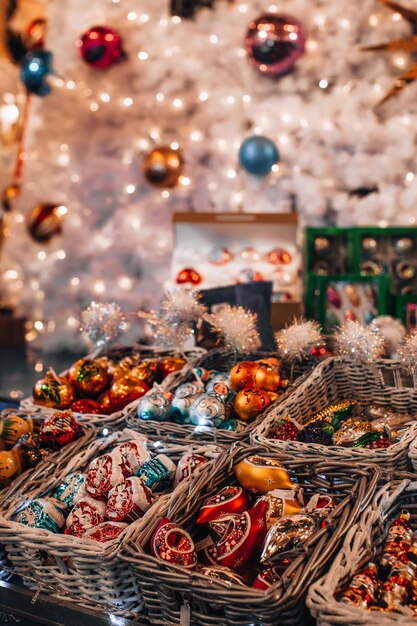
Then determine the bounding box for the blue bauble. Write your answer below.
[137,390,172,422]
[20,50,54,96]
[364,311,375,324]
[189,393,226,428]
[239,136,279,176]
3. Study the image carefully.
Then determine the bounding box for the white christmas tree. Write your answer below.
[2,0,417,349]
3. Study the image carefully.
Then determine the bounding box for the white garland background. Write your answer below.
[2,0,417,349]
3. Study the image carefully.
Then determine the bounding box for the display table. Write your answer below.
[0,578,147,626]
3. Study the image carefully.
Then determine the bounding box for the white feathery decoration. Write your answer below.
[370,316,406,358]
[80,301,127,351]
[149,288,207,348]
[335,320,384,362]
[398,333,417,376]
[275,318,323,361]
[203,304,260,352]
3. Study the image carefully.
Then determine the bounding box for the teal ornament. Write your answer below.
[364,311,375,324]
[137,390,172,421]
[136,454,176,492]
[239,136,280,176]
[12,498,65,533]
[219,419,239,431]
[206,376,234,403]
[171,394,200,424]
[189,393,226,428]
[20,50,54,96]
[193,368,211,381]
[51,473,86,509]
[175,382,204,398]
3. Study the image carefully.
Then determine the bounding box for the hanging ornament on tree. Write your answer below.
[238,136,279,176]
[0,62,26,147]
[143,146,184,188]
[276,319,324,361]
[23,19,47,51]
[26,203,67,242]
[176,267,202,286]
[77,26,123,69]
[203,304,261,352]
[80,301,127,353]
[2,184,20,213]
[20,50,54,96]
[245,13,306,78]
[335,320,385,363]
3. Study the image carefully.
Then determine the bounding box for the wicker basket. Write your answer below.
[125,348,310,445]
[0,429,221,615]
[120,442,379,626]
[407,437,417,472]
[308,479,417,626]
[252,357,417,478]
[20,346,205,431]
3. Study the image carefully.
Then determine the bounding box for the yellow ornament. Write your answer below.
[0,415,33,448]
[33,373,75,409]
[0,449,22,487]
[259,492,302,527]
[234,455,294,494]
[128,360,160,387]
[233,388,272,422]
[2,183,20,213]
[68,358,109,398]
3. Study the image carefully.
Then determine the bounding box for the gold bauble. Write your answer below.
[109,376,149,411]
[234,455,294,494]
[159,356,186,379]
[257,357,282,371]
[68,358,109,398]
[253,364,282,392]
[33,374,75,409]
[0,415,33,448]
[26,202,67,242]
[233,388,272,422]
[230,361,257,391]
[259,492,302,527]
[0,449,22,487]
[98,390,112,414]
[2,183,20,213]
[128,360,160,387]
[143,146,184,188]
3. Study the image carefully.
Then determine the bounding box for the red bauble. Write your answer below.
[40,411,80,447]
[196,486,250,525]
[70,399,102,414]
[176,267,202,285]
[269,419,300,441]
[109,376,149,411]
[77,26,123,69]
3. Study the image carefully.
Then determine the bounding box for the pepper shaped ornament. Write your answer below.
[33,372,75,409]
[208,499,268,572]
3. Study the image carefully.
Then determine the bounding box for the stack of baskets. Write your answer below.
[120,443,379,626]
[252,356,417,478]
[126,347,310,444]
[308,479,417,626]
[0,429,222,614]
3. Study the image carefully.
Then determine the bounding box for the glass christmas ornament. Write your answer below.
[245,13,306,77]
[77,26,123,69]
[26,202,66,242]
[239,135,279,176]
[20,50,53,96]
[144,146,184,187]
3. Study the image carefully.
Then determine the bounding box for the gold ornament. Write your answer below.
[363,0,417,105]
[305,400,358,427]
[2,183,20,213]
[253,364,282,392]
[257,357,282,371]
[159,356,186,378]
[230,361,257,391]
[143,146,184,188]
[258,492,302,527]
[128,360,160,387]
[68,358,109,398]
[0,415,33,448]
[332,418,373,446]
[234,455,294,494]
[233,388,272,422]
[0,449,22,487]
[109,376,149,411]
[98,390,112,414]
[33,373,75,409]
[26,202,67,242]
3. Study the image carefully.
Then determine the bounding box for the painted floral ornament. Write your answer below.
[196,486,251,525]
[260,513,316,563]
[174,452,208,487]
[150,518,197,569]
[68,358,109,398]
[33,372,75,409]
